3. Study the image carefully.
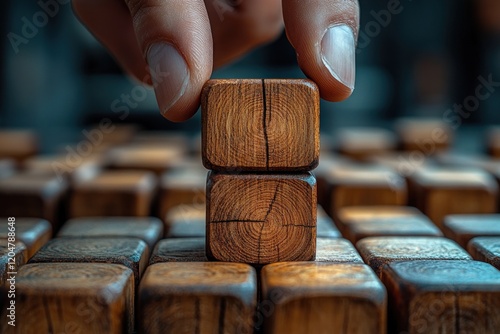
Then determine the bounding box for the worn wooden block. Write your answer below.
[261,262,386,334]
[317,206,341,238]
[487,126,500,158]
[315,238,364,263]
[335,127,396,161]
[202,79,319,171]
[149,238,206,264]
[395,118,453,153]
[70,171,156,217]
[0,174,68,229]
[165,205,205,238]
[325,164,407,215]
[468,237,500,270]
[336,206,442,244]
[443,214,500,248]
[381,260,500,334]
[410,168,497,227]
[0,240,27,286]
[0,218,51,258]
[28,237,149,285]
[0,130,38,165]
[207,172,316,264]
[357,236,471,276]
[0,263,134,334]
[57,217,163,251]
[138,262,257,334]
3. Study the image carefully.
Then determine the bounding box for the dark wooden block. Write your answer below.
[202,79,320,171]
[0,218,51,258]
[261,262,386,334]
[381,260,500,334]
[468,237,500,269]
[138,262,257,334]
[0,240,27,286]
[443,214,500,248]
[207,172,316,264]
[0,263,134,334]
[315,238,364,263]
[149,238,206,264]
[165,205,205,238]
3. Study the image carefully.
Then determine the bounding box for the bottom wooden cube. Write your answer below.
[139,262,257,334]
[261,262,386,334]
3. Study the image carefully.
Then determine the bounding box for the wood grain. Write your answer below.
[468,237,500,269]
[261,262,386,334]
[57,216,163,251]
[0,263,134,334]
[357,236,471,276]
[315,238,364,263]
[206,172,316,264]
[149,238,206,264]
[410,168,498,227]
[70,171,156,217]
[138,262,257,334]
[443,214,500,247]
[165,205,205,238]
[0,240,27,286]
[336,206,442,244]
[395,118,453,153]
[202,79,320,171]
[381,260,500,334]
[0,218,51,258]
[335,127,396,161]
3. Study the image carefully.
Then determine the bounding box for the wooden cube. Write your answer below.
[149,238,206,264]
[336,206,442,244]
[202,79,319,171]
[70,171,156,217]
[0,218,51,258]
[468,237,500,269]
[261,262,386,334]
[57,217,163,250]
[207,172,316,264]
[395,118,453,153]
[0,263,134,334]
[381,260,500,334]
[315,238,363,263]
[165,205,205,238]
[357,236,471,276]
[410,168,497,227]
[138,262,257,334]
[0,240,27,286]
[335,127,396,161]
[443,214,500,248]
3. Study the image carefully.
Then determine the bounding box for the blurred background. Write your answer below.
[0,0,499,153]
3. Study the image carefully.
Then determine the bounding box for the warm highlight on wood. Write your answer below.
[138,262,257,334]
[149,238,206,264]
[468,237,500,270]
[0,218,51,257]
[443,214,500,247]
[202,79,320,171]
[206,172,317,264]
[261,262,387,334]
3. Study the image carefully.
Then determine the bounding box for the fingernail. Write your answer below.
[321,24,356,91]
[147,43,189,117]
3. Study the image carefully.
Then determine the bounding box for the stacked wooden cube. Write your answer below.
[202,79,320,264]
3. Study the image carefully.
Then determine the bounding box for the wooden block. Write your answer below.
[0,218,51,258]
[202,79,319,171]
[357,236,471,276]
[314,153,352,208]
[28,237,149,285]
[395,118,453,153]
[336,206,442,244]
[315,238,364,263]
[381,260,500,334]
[207,172,316,264]
[443,214,500,248]
[0,159,15,179]
[70,171,156,217]
[57,217,163,251]
[24,154,101,183]
[149,238,206,264]
[0,240,27,286]
[261,262,386,334]
[487,126,500,158]
[0,263,134,334]
[468,237,500,269]
[0,130,37,165]
[335,127,396,161]
[165,205,205,238]
[0,174,68,229]
[317,206,341,238]
[138,262,257,334]
[159,167,206,221]
[325,164,407,215]
[411,168,498,227]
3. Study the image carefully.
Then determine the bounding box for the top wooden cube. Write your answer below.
[202,79,320,171]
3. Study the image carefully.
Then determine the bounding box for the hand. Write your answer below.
[73,0,359,121]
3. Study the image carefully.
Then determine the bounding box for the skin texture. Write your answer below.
[72,0,360,121]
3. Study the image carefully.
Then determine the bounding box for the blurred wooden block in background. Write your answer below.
[443,214,500,248]
[24,154,101,183]
[165,205,205,238]
[202,79,319,171]
[0,174,68,229]
[0,218,51,258]
[315,238,364,263]
[487,126,500,158]
[149,238,206,264]
[0,240,27,286]
[138,262,256,334]
[410,169,498,227]
[261,262,386,334]
[0,130,38,166]
[357,236,471,276]
[0,263,134,334]
[317,206,341,238]
[58,217,163,252]
[335,127,396,161]
[468,237,500,270]
[395,118,453,153]
[70,171,156,217]
[381,260,500,334]
[206,172,316,264]
[335,206,442,244]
